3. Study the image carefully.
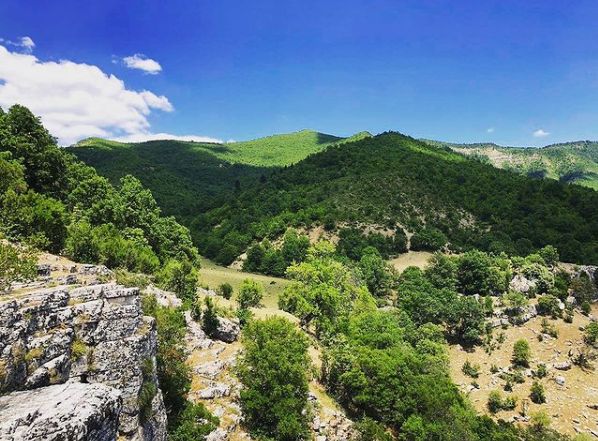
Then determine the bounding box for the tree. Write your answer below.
[238,317,310,440]
[425,253,458,290]
[359,247,393,297]
[584,322,598,346]
[456,251,507,296]
[512,339,531,367]
[201,297,220,337]
[218,282,233,300]
[0,241,37,293]
[410,228,447,251]
[156,259,198,301]
[237,279,264,309]
[530,381,546,404]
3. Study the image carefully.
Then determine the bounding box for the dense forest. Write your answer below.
[0,104,197,275]
[192,132,598,266]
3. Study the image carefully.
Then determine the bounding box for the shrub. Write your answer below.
[535,363,548,379]
[512,339,531,367]
[540,318,558,338]
[70,339,88,361]
[237,279,264,309]
[169,402,219,441]
[201,297,219,337]
[487,390,516,413]
[217,282,233,300]
[584,322,598,346]
[138,358,158,423]
[537,295,561,318]
[581,301,591,315]
[0,242,37,293]
[530,381,546,404]
[462,360,480,378]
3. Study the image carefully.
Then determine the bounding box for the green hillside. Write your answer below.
[71,130,372,218]
[193,132,598,265]
[424,139,598,190]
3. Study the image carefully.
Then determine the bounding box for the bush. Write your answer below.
[462,360,480,378]
[0,242,36,293]
[169,402,219,441]
[581,301,591,315]
[237,279,264,309]
[487,390,516,413]
[201,297,220,337]
[512,339,531,367]
[537,295,561,318]
[535,363,548,379]
[238,317,310,440]
[584,322,598,346]
[530,381,546,404]
[218,282,233,300]
[540,318,559,338]
[354,418,393,441]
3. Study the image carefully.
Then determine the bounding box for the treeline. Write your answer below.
[193,132,598,266]
[0,105,197,273]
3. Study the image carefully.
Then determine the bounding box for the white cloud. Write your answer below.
[123,54,162,74]
[533,129,550,138]
[0,36,35,53]
[486,127,495,133]
[0,44,175,145]
[112,132,222,144]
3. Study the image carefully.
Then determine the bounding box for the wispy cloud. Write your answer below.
[112,133,222,144]
[0,43,174,145]
[122,54,162,75]
[0,36,35,53]
[486,127,495,133]
[532,129,550,138]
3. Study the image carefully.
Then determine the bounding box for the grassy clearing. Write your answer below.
[198,257,289,310]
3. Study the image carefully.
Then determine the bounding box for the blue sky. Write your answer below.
[1,0,598,146]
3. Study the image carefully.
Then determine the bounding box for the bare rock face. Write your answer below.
[0,382,121,441]
[0,284,167,441]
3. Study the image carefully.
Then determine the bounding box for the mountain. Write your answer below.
[423,139,598,190]
[192,132,598,265]
[70,130,373,218]
[72,130,598,265]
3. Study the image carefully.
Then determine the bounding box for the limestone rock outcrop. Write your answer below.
[0,382,121,441]
[0,283,167,441]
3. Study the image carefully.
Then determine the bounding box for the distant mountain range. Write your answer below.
[422,139,598,190]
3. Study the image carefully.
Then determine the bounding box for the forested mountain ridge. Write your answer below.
[192,132,598,266]
[71,130,373,218]
[424,139,598,190]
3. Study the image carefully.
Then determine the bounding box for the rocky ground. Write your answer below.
[0,258,167,441]
[186,290,355,441]
[450,302,598,437]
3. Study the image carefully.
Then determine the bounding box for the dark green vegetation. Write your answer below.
[0,105,197,274]
[74,128,598,267]
[0,241,36,292]
[238,317,310,441]
[71,130,371,219]
[425,139,598,190]
[275,241,575,441]
[195,133,598,266]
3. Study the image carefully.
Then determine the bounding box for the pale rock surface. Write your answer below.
[0,382,121,441]
[0,284,166,441]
